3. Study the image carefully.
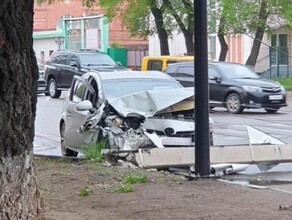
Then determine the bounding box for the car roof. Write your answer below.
[143,55,194,60]
[166,61,246,68]
[87,70,176,81]
[53,50,105,55]
[209,62,244,66]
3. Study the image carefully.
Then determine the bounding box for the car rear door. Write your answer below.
[58,53,74,88]
[209,66,225,102]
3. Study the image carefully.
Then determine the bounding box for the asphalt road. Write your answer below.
[211,91,292,146]
[34,91,292,155]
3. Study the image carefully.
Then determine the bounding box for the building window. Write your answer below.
[271,34,288,65]
[49,50,54,56]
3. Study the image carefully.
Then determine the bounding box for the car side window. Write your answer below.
[209,66,220,78]
[51,53,61,64]
[177,66,194,77]
[165,65,178,75]
[147,60,162,71]
[59,54,69,65]
[69,55,80,66]
[71,80,87,103]
[85,77,98,107]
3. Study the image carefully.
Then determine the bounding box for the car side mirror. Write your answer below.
[116,61,122,67]
[76,100,93,111]
[70,61,80,68]
[209,76,221,83]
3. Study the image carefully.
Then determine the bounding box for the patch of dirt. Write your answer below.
[35,157,292,220]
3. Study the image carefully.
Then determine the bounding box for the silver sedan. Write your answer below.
[59,70,214,157]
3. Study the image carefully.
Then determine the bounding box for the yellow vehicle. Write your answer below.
[141,55,194,71]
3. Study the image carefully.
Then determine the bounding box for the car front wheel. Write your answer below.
[48,78,61,98]
[226,93,243,114]
[60,122,78,157]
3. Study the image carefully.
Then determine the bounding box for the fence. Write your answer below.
[255,45,292,78]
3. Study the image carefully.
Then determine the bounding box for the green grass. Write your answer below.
[82,141,109,162]
[123,174,148,184]
[113,184,134,193]
[272,77,292,91]
[78,186,93,196]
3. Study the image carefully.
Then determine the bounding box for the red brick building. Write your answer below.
[34,0,147,46]
[33,0,148,68]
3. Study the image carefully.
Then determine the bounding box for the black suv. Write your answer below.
[44,50,124,98]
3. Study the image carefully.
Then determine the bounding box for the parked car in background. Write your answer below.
[59,70,214,157]
[164,62,287,114]
[141,55,194,71]
[37,63,47,94]
[44,50,125,98]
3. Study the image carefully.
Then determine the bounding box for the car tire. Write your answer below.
[60,122,78,157]
[210,133,214,146]
[226,93,243,114]
[265,108,279,114]
[48,78,61,98]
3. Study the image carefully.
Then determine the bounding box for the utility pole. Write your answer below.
[194,0,210,176]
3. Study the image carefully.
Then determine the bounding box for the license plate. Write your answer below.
[269,95,283,100]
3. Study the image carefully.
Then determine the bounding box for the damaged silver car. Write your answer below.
[59,70,214,157]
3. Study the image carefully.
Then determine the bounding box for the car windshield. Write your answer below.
[217,64,259,79]
[79,53,117,66]
[102,78,182,99]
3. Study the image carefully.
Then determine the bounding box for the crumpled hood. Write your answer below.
[108,87,195,118]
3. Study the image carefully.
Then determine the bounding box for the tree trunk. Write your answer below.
[184,32,194,54]
[217,16,228,61]
[164,0,194,54]
[0,0,45,219]
[245,0,268,67]
[151,3,170,55]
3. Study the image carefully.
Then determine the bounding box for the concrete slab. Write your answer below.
[135,144,292,169]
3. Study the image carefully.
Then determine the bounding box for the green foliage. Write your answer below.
[78,186,93,196]
[99,0,151,37]
[112,174,148,193]
[110,41,122,48]
[216,0,292,35]
[113,184,134,193]
[272,77,292,91]
[123,174,148,184]
[82,140,109,162]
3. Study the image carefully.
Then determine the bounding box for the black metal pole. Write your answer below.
[194,0,210,176]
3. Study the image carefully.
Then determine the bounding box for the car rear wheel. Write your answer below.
[48,78,61,98]
[226,93,243,114]
[265,108,279,114]
[60,122,78,157]
[210,133,214,146]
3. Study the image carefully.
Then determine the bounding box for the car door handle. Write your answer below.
[67,111,72,118]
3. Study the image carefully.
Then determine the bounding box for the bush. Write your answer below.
[82,141,109,162]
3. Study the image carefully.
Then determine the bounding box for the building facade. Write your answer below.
[33,0,148,68]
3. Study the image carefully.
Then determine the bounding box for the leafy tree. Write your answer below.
[214,0,292,67]
[98,0,170,55]
[163,0,194,54]
[98,0,195,55]
[0,0,45,218]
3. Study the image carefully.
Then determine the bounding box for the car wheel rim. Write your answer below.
[227,95,240,112]
[49,81,56,96]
